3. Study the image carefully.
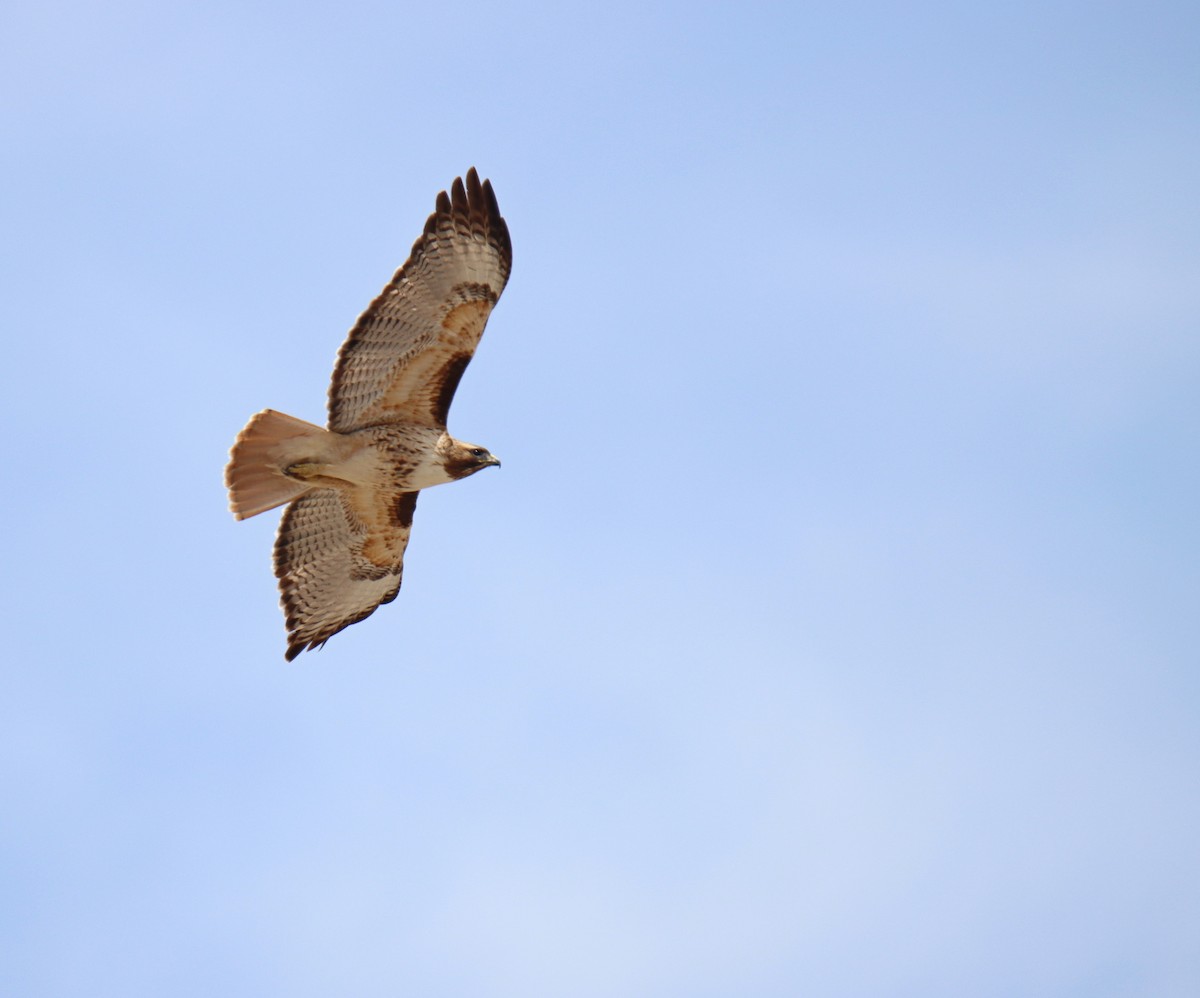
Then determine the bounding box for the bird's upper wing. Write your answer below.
[328,168,512,433]
[273,488,419,660]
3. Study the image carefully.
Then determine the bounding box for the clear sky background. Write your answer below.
[2,2,1198,996]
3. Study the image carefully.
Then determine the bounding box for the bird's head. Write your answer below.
[440,438,502,480]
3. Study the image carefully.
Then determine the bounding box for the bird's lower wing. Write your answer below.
[273,489,419,661]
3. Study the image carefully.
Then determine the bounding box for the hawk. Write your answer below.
[225,168,511,660]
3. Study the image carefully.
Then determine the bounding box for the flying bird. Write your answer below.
[225,168,511,660]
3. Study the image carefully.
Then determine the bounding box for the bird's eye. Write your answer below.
[470,448,486,458]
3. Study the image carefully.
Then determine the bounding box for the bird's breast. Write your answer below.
[359,425,457,491]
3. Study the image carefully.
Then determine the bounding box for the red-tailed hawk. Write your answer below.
[225,169,511,660]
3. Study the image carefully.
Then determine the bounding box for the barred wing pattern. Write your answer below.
[327,168,512,433]
[274,490,419,661]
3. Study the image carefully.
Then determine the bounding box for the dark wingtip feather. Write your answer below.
[481,178,500,217]
[426,189,451,235]
[285,634,333,661]
[465,167,482,204]
[450,175,467,210]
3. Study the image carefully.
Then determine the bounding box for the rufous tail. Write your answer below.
[225,409,331,520]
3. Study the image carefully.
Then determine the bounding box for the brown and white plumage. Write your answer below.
[225,169,511,660]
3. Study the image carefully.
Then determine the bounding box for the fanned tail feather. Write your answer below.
[225,409,331,520]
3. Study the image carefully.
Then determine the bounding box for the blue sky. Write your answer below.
[2,2,1198,995]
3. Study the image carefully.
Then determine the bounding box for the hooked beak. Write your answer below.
[485,455,501,469]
